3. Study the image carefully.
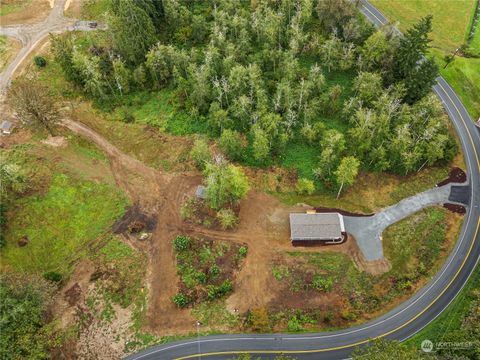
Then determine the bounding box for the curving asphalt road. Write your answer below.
[126,1,480,359]
[1,1,478,359]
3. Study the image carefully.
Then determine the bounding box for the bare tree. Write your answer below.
[9,78,59,136]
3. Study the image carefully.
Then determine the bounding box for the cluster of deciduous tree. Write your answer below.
[50,0,455,195]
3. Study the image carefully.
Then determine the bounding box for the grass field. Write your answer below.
[1,141,127,277]
[370,0,480,120]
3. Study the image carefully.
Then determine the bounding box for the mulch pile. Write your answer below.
[112,204,157,234]
[314,207,373,217]
[443,203,466,214]
[437,167,467,186]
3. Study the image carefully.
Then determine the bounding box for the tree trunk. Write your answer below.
[336,181,344,199]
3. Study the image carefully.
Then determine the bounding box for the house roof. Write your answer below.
[196,185,206,199]
[1,121,13,130]
[289,212,344,241]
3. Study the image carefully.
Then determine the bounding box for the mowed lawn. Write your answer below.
[370,0,480,120]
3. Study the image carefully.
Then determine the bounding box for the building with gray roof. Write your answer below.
[289,212,346,246]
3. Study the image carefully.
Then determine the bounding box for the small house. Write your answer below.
[195,185,207,200]
[289,212,346,246]
[0,120,13,135]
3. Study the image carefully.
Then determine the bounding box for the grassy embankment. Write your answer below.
[371,0,480,120]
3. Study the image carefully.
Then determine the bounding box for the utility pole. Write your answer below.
[196,320,202,360]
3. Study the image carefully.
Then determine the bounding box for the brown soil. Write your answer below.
[437,167,467,186]
[0,0,51,26]
[64,0,81,18]
[444,203,467,214]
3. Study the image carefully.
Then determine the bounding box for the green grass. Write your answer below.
[280,142,321,184]
[471,21,480,50]
[2,173,127,276]
[0,0,31,16]
[114,90,208,135]
[96,238,146,308]
[275,165,450,214]
[434,49,480,120]
[406,265,480,349]
[370,0,480,120]
[79,0,112,20]
[383,207,448,278]
[370,0,476,53]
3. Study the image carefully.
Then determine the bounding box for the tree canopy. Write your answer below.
[51,0,453,193]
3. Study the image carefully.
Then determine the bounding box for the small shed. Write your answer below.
[0,120,13,135]
[195,185,207,200]
[289,212,346,246]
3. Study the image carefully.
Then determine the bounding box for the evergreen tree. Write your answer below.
[109,0,157,65]
[392,16,438,103]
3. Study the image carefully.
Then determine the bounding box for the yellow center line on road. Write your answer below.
[173,4,480,360]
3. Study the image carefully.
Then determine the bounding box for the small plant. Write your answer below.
[323,311,333,323]
[296,178,315,195]
[180,198,196,220]
[287,315,302,332]
[209,264,221,278]
[34,56,47,68]
[190,137,211,169]
[203,218,213,228]
[121,109,135,123]
[238,246,248,257]
[43,271,62,283]
[311,275,333,292]
[218,129,243,161]
[272,265,290,281]
[173,235,191,252]
[207,279,233,300]
[173,293,191,308]
[341,310,357,321]
[216,208,238,230]
[248,308,270,332]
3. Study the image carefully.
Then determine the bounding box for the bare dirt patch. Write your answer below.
[41,135,67,147]
[0,0,51,25]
